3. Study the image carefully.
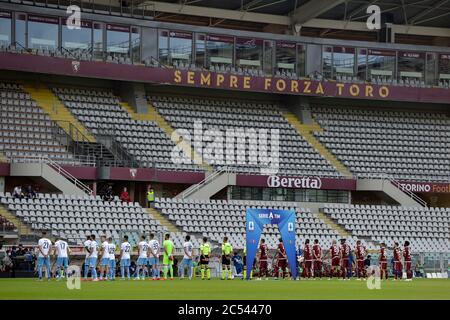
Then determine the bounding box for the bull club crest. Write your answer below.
[72,61,80,73]
[129,168,137,179]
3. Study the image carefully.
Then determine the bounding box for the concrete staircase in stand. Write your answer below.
[146,207,179,233]
[120,101,212,172]
[22,82,96,143]
[283,111,353,178]
[316,210,352,239]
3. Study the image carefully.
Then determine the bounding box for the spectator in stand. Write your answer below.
[103,186,114,202]
[147,187,155,208]
[13,186,24,199]
[16,244,25,256]
[120,187,131,203]
[26,185,36,199]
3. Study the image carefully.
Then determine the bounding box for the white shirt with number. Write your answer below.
[90,241,98,258]
[148,239,160,258]
[84,239,92,258]
[55,240,68,258]
[183,241,193,259]
[101,241,109,259]
[38,238,52,258]
[138,241,148,259]
[108,243,116,260]
[121,242,131,260]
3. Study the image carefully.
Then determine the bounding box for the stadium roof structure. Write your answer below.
[114,0,450,42]
[11,0,450,43]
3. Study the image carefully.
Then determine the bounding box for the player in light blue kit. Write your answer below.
[107,237,116,280]
[54,238,70,279]
[180,235,194,280]
[89,234,99,281]
[37,231,52,281]
[99,235,110,280]
[135,235,148,280]
[148,233,160,280]
[120,235,132,280]
[83,235,92,279]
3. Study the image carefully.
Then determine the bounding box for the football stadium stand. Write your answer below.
[0,192,202,249]
[0,82,82,165]
[323,204,450,253]
[312,106,450,182]
[0,0,449,283]
[52,86,204,171]
[150,95,343,177]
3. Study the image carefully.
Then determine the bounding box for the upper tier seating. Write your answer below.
[312,106,450,182]
[52,87,200,171]
[323,204,450,253]
[0,82,80,165]
[154,197,366,250]
[150,95,342,177]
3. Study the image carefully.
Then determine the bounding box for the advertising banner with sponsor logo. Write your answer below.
[246,208,297,280]
[398,181,450,194]
[237,174,357,190]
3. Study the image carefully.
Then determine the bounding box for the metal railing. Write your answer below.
[8,154,93,195]
[177,167,234,199]
[358,173,428,207]
[95,124,141,167]
[45,156,92,195]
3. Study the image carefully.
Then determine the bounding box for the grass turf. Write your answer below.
[0,278,449,300]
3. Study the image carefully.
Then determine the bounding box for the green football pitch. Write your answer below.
[0,278,449,300]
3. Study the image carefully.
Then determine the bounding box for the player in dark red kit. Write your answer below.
[355,240,367,279]
[258,239,269,280]
[312,239,322,278]
[340,238,351,280]
[329,239,340,279]
[302,239,313,278]
[403,240,412,281]
[379,242,387,280]
[274,238,287,279]
[393,242,403,280]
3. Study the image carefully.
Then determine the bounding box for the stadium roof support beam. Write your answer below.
[138,1,290,25]
[409,0,450,25]
[303,18,450,38]
[290,0,346,26]
[135,1,450,37]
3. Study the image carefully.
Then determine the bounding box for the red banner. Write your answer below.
[28,14,59,24]
[169,31,192,39]
[333,46,355,54]
[207,34,234,43]
[399,51,425,59]
[236,37,263,46]
[368,49,396,56]
[107,24,130,33]
[0,11,11,18]
[277,41,296,49]
[1,52,450,104]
